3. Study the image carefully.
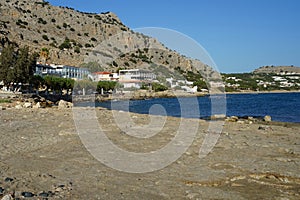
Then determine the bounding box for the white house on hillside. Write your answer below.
[35,63,90,80]
[118,69,156,88]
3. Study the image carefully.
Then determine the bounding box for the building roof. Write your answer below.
[93,71,112,75]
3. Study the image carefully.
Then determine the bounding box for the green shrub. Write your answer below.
[63,22,68,29]
[0,99,11,103]
[38,18,47,24]
[42,35,49,41]
[94,15,101,20]
[151,82,168,92]
[74,46,80,53]
[97,81,117,93]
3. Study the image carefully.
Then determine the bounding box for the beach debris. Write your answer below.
[263,115,272,122]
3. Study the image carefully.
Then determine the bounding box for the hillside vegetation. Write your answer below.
[0,0,220,84]
[223,67,300,92]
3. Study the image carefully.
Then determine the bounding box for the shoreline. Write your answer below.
[224,89,300,95]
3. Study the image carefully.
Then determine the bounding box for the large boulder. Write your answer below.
[210,114,226,120]
[1,194,13,200]
[15,104,22,109]
[226,116,239,122]
[23,102,32,108]
[33,102,42,109]
[263,115,272,122]
[58,100,73,109]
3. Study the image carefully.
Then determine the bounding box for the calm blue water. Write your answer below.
[95,92,300,123]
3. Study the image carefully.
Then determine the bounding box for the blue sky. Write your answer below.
[48,0,300,73]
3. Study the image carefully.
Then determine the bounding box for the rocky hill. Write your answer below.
[253,65,300,74]
[0,0,220,82]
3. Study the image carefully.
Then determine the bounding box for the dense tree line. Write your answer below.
[0,44,37,91]
[96,81,117,94]
[151,82,168,92]
[43,75,75,95]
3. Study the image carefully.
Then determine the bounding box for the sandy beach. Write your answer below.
[0,106,299,199]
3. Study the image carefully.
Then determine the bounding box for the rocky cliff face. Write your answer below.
[0,0,219,81]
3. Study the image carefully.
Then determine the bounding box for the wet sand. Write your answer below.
[0,107,299,199]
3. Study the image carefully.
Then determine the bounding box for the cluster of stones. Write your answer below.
[225,115,272,123]
[0,177,73,199]
[0,96,73,110]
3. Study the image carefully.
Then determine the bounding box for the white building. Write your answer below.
[92,72,119,82]
[35,63,90,80]
[118,69,156,88]
[166,77,193,89]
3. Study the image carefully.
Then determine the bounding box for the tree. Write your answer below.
[59,38,71,50]
[0,45,37,91]
[0,44,16,87]
[15,46,30,84]
[97,81,117,93]
[31,75,45,92]
[151,82,168,92]
[74,79,97,95]
[43,76,74,95]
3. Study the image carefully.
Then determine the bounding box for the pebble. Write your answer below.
[186,192,198,199]
[0,187,4,194]
[1,194,13,200]
[39,191,50,197]
[258,125,272,131]
[21,192,34,197]
[15,105,22,109]
[4,177,13,182]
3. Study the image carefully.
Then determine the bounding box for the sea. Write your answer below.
[95,92,300,123]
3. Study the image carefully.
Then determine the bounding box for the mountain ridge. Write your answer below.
[0,0,223,83]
